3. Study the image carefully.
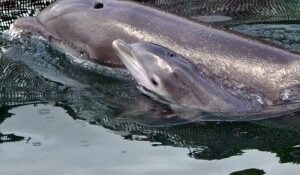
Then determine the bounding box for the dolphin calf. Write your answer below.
[112,39,256,112]
[113,39,300,113]
[8,0,300,112]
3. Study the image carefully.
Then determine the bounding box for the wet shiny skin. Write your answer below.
[113,39,255,112]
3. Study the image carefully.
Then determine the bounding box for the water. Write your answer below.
[1,104,300,175]
[1,1,300,175]
[233,24,300,53]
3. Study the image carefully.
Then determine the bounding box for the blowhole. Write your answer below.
[94,2,103,9]
[151,78,158,86]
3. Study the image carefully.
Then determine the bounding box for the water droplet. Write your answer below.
[281,89,291,101]
[80,140,89,147]
[32,142,42,147]
[39,108,50,115]
[44,116,55,123]
[76,120,87,127]
[252,94,264,105]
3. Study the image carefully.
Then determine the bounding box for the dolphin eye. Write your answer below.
[94,2,104,9]
[167,52,175,57]
[151,78,158,86]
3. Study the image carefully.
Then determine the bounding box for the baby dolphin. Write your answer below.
[113,39,300,114]
[113,39,263,113]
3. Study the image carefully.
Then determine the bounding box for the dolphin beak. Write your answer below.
[113,39,141,72]
[112,39,146,84]
[112,39,134,59]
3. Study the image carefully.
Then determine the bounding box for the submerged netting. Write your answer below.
[0,0,55,31]
[139,0,300,25]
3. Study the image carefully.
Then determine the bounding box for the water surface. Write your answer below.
[1,104,300,175]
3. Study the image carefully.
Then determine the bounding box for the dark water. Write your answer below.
[1,0,300,175]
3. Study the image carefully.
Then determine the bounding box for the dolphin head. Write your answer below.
[113,39,192,103]
[112,39,250,112]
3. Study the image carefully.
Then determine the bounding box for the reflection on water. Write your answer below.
[0,104,300,175]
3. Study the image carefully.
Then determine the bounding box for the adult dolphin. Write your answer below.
[9,0,300,112]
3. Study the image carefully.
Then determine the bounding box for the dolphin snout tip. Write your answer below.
[112,39,133,58]
[10,22,15,30]
[112,39,126,50]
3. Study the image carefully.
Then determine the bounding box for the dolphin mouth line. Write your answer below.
[136,84,178,106]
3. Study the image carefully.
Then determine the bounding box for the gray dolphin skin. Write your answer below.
[112,39,257,112]
[9,0,300,112]
[112,39,300,113]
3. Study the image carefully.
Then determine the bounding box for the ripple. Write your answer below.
[38,108,50,115]
[32,141,42,147]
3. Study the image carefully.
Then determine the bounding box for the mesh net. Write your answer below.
[0,0,55,31]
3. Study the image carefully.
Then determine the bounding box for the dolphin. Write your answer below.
[113,39,300,113]
[8,0,300,111]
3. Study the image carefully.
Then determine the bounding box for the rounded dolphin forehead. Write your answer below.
[140,51,175,73]
[132,42,191,64]
[154,54,174,73]
[132,42,167,53]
